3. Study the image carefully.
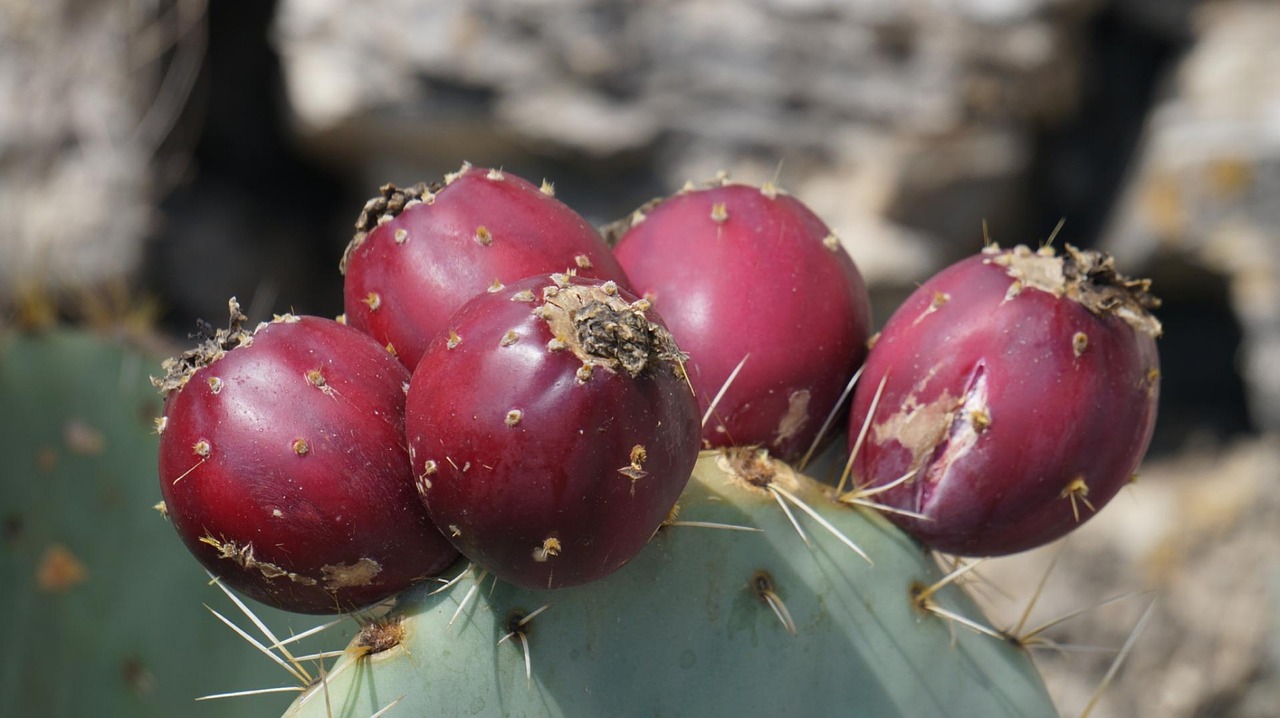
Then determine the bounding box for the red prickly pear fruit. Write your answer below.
[405,274,699,590]
[612,181,872,462]
[846,244,1162,556]
[340,163,630,370]
[154,300,458,614]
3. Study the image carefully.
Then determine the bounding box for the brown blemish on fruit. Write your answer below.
[539,283,685,378]
[717,447,801,495]
[292,438,310,456]
[1072,331,1088,357]
[969,408,991,433]
[506,409,523,427]
[200,536,318,586]
[354,615,405,657]
[37,544,87,592]
[772,390,811,448]
[321,558,382,590]
[192,439,211,458]
[576,364,594,383]
[987,244,1162,338]
[501,330,521,347]
[363,292,381,311]
[64,419,105,455]
[474,226,494,246]
[532,537,561,562]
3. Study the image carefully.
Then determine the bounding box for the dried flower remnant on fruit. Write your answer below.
[986,244,1163,338]
[538,283,684,379]
[506,409,523,427]
[151,298,252,395]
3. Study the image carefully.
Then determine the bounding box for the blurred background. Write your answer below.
[1,0,1277,716]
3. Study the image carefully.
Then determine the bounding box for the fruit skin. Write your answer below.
[282,450,1058,718]
[156,303,457,613]
[341,164,630,369]
[613,181,872,462]
[847,244,1162,556]
[405,274,699,590]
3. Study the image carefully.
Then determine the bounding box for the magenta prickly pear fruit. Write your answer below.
[612,180,872,462]
[405,274,699,590]
[154,300,458,613]
[847,244,1162,556]
[340,163,630,369]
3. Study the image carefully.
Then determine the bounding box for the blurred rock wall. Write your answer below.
[273,0,1094,284]
[0,0,204,299]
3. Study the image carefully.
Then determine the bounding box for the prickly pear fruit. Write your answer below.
[405,274,699,590]
[155,301,457,613]
[613,180,871,462]
[341,164,630,369]
[847,244,1161,556]
[282,450,1057,718]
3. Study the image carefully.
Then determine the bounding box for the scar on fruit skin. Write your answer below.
[200,535,317,586]
[321,558,382,590]
[772,390,811,447]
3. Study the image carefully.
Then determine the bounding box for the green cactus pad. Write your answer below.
[0,330,339,717]
[284,449,1056,718]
